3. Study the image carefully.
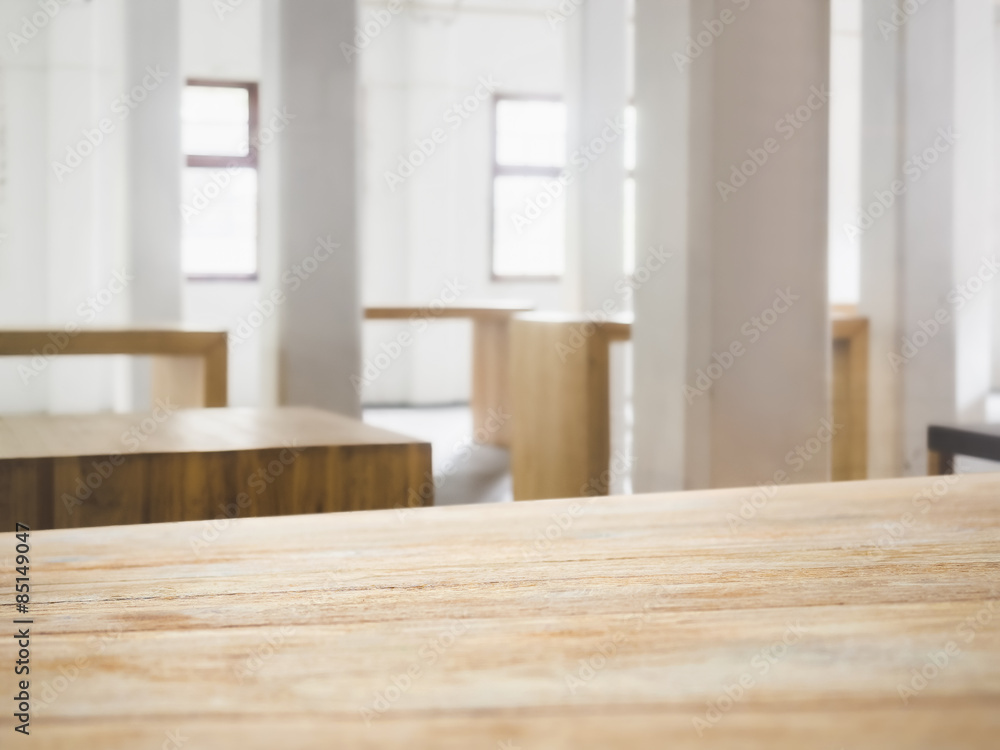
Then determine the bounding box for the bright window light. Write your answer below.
[181,82,258,278]
[181,168,257,277]
[492,97,567,279]
[182,85,251,157]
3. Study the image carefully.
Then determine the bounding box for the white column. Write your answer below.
[0,1,51,413]
[563,0,627,312]
[125,0,182,408]
[261,0,361,416]
[858,0,903,478]
[896,0,994,473]
[634,0,831,491]
[995,12,1000,397]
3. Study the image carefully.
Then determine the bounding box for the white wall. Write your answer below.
[829,0,861,305]
[358,0,568,405]
[180,0,263,408]
[0,0,130,415]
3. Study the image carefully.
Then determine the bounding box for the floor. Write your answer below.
[364,405,512,506]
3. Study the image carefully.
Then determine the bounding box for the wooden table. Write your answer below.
[510,312,632,500]
[2,473,998,748]
[365,302,534,446]
[832,311,869,481]
[0,407,431,530]
[0,327,229,408]
[928,423,1000,474]
[511,312,870,500]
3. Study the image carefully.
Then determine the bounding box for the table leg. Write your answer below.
[928,450,955,475]
[151,341,228,409]
[151,355,206,408]
[472,318,513,447]
[202,337,229,407]
[510,318,612,500]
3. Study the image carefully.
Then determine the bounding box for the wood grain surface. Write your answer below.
[364,302,534,320]
[0,408,432,529]
[0,327,229,408]
[1,472,998,748]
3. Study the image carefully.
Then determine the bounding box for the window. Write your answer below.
[181,81,259,279]
[491,96,567,279]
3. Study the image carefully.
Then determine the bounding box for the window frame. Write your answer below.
[489,93,566,283]
[183,79,260,282]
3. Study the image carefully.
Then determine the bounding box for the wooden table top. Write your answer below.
[2,473,999,748]
[0,326,227,356]
[365,301,534,320]
[0,407,425,460]
[513,311,635,342]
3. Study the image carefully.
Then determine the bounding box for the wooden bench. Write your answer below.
[927,423,1000,474]
[364,302,533,446]
[7,472,998,747]
[0,407,431,530]
[0,326,229,408]
[511,312,870,499]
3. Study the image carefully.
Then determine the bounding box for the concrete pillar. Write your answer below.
[633,0,831,491]
[261,0,361,416]
[125,0,182,408]
[563,0,628,313]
